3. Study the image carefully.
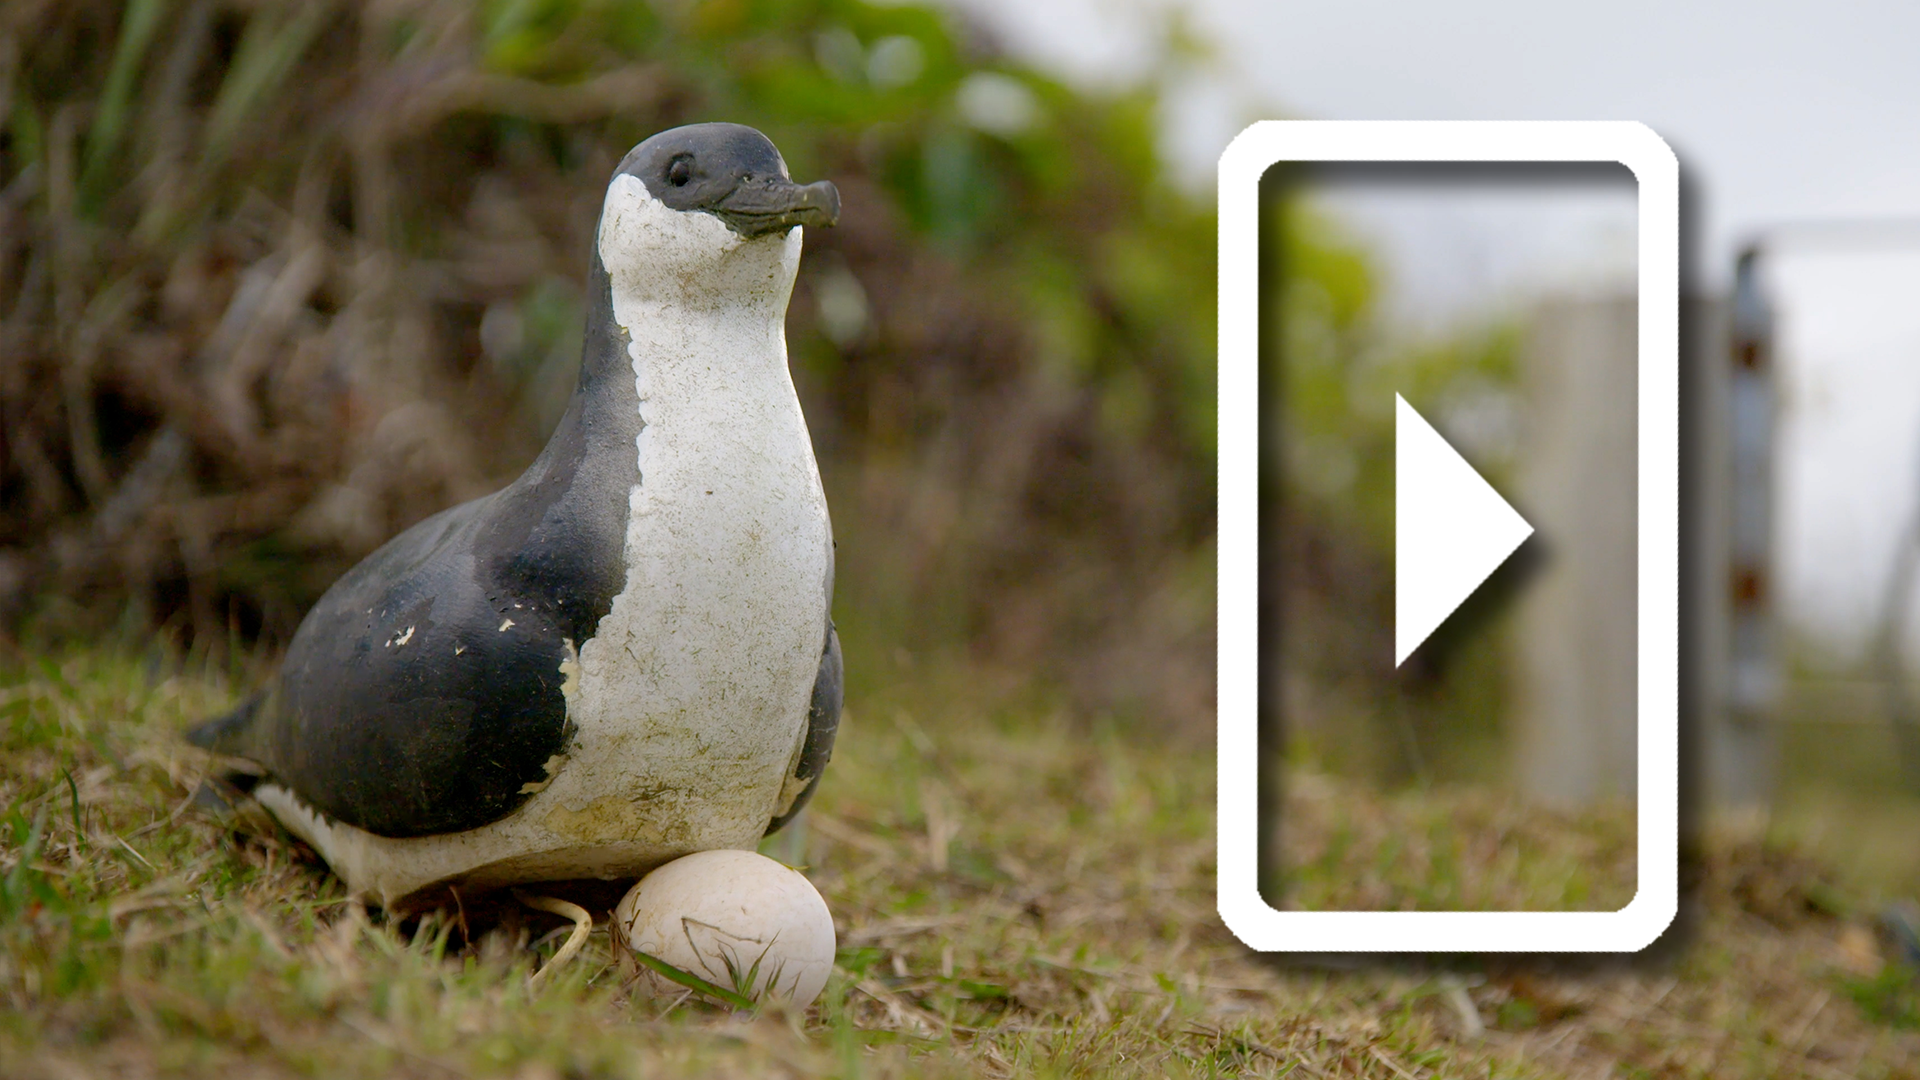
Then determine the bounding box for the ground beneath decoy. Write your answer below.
[2,642,1918,1079]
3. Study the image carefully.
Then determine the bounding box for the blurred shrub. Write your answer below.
[1265,189,1526,785]
[0,0,1218,723]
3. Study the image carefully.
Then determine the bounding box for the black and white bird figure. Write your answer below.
[189,123,844,911]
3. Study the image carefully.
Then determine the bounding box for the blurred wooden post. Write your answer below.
[1512,290,1779,812]
[1512,295,1640,806]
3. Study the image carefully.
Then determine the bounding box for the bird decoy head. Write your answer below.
[596,122,839,307]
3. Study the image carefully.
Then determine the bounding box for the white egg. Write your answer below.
[612,849,836,1009]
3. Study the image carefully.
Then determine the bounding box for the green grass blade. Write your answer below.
[204,3,332,160]
[78,0,168,216]
[626,948,757,1012]
[61,768,81,841]
[2,803,49,921]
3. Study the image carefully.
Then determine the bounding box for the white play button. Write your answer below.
[1395,394,1535,666]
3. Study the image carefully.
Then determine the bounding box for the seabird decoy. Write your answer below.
[189,123,844,911]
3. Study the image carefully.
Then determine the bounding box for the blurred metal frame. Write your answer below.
[1735,219,1920,796]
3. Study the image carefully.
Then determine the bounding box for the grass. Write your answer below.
[1772,677,1920,902]
[1273,772,1636,913]
[2,640,1919,1078]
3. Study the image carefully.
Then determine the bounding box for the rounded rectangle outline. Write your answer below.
[1218,121,1678,952]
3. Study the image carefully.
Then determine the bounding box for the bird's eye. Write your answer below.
[668,159,692,186]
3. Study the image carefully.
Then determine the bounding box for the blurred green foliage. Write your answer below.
[0,0,1227,722]
[1270,195,1522,555]
[1845,962,1920,1030]
[1263,183,1528,788]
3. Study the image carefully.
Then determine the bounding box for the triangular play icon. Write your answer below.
[1395,394,1534,666]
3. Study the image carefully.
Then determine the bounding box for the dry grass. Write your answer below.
[1277,772,1636,913]
[2,640,1919,1078]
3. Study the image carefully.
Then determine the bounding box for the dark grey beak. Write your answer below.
[712,179,841,238]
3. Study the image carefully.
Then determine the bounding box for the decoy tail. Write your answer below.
[185,695,261,755]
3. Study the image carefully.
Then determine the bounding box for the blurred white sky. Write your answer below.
[944,0,1920,661]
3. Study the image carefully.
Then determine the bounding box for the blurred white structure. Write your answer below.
[1511,289,1780,812]
[1511,295,1641,807]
